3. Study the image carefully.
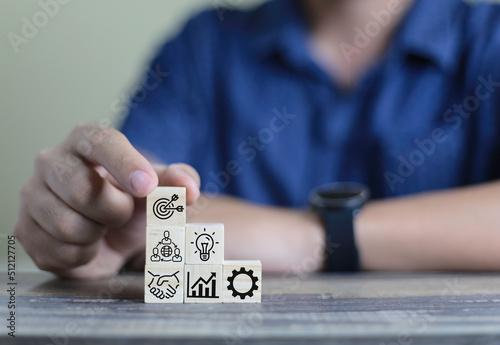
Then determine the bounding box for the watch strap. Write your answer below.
[321,209,360,272]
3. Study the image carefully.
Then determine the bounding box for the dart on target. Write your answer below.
[152,194,184,220]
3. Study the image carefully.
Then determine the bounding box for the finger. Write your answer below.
[95,165,122,190]
[122,250,145,271]
[27,180,106,245]
[104,197,146,256]
[155,163,201,205]
[52,240,127,279]
[168,163,201,187]
[65,124,158,197]
[37,149,135,227]
[15,215,98,271]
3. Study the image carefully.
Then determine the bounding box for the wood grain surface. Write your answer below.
[2,272,500,344]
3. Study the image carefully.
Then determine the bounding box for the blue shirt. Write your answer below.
[121,0,500,207]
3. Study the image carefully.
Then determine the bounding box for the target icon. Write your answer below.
[152,194,184,220]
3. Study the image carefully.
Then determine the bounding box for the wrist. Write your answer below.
[309,182,370,272]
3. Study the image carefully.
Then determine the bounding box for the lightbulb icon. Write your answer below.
[192,228,219,262]
[196,234,214,261]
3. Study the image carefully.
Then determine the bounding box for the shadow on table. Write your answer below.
[27,273,144,302]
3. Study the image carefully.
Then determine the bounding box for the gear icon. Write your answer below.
[227,267,259,300]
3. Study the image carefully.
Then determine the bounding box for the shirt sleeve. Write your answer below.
[119,12,217,169]
[468,3,500,106]
[462,3,500,180]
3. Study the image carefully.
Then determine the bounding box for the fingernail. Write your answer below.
[130,170,155,195]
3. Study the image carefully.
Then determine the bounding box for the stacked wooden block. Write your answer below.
[145,187,262,303]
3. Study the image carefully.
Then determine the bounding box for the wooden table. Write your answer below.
[2,272,500,344]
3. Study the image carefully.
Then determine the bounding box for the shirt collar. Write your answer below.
[394,0,466,74]
[248,0,311,65]
[249,0,466,75]
[249,0,336,83]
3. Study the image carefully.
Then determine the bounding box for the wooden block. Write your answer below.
[185,223,224,265]
[146,227,185,266]
[222,260,262,303]
[145,264,184,303]
[147,187,186,228]
[184,264,223,303]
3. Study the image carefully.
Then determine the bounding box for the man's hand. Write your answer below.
[13,124,200,279]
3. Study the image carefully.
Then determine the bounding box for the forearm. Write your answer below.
[188,181,500,273]
[356,181,500,271]
[187,195,325,273]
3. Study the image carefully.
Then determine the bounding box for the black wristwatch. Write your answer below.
[309,182,370,272]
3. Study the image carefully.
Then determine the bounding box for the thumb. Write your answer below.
[154,163,201,205]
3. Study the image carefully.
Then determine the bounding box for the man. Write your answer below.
[14,0,500,279]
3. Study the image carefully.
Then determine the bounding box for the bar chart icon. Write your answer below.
[186,272,219,298]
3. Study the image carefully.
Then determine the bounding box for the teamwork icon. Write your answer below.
[150,230,183,263]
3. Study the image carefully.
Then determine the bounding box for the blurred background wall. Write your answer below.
[0,0,265,271]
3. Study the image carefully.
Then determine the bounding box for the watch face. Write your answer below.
[309,182,370,210]
[318,190,361,199]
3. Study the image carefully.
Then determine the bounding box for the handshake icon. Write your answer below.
[147,271,180,300]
